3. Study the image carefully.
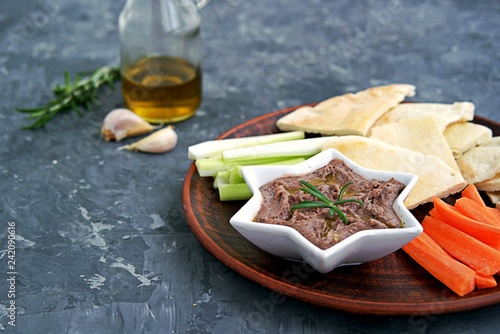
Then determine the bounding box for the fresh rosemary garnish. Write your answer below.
[16,65,121,129]
[290,180,364,225]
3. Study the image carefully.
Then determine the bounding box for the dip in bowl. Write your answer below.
[229,148,422,273]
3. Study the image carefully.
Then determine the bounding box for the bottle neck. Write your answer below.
[119,0,202,70]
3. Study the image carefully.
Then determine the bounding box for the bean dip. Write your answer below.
[253,159,406,250]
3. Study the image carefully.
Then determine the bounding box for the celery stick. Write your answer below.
[268,157,306,165]
[196,155,296,177]
[229,166,245,184]
[213,170,230,189]
[195,156,234,177]
[218,183,252,201]
[188,130,305,160]
[228,157,307,184]
[221,137,335,163]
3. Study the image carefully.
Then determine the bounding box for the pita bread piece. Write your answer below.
[485,191,500,209]
[444,122,492,158]
[276,84,416,136]
[456,146,500,184]
[321,136,466,209]
[475,173,500,192]
[370,114,460,172]
[371,102,475,133]
[484,136,500,147]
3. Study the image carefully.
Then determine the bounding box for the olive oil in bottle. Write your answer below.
[122,56,202,123]
[118,0,204,123]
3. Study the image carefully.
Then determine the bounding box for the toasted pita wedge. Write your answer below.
[321,136,466,209]
[477,138,500,206]
[444,122,492,158]
[475,173,500,192]
[484,136,500,147]
[370,115,460,172]
[472,138,500,191]
[485,191,500,209]
[276,84,416,136]
[371,102,475,132]
[456,146,500,184]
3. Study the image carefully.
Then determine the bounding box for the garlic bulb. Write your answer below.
[119,126,178,154]
[101,108,159,141]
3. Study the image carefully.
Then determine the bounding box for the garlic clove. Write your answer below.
[119,125,178,154]
[101,108,159,141]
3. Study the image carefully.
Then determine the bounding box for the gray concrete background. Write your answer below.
[1,0,499,333]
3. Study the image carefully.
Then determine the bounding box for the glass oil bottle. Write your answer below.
[119,0,206,123]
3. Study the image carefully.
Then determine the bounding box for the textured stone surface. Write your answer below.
[0,0,499,333]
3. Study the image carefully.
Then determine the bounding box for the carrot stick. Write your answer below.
[475,273,497,289]
[462,184,486,207]
[402,234,476,297]
[455,197,500,227]
[429,207,446,221]
[417,230,450,257]
[429,205,461,223]
[432,197,500,251]
[489,207,500,222]
[460,184,500,224]
[422,215,500,275]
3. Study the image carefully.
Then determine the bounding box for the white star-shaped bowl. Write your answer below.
[229,148,422,274]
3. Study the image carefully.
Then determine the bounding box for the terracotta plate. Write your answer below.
[182,105,500,315]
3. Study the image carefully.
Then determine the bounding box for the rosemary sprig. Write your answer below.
[16,65,121,129]
[290,180,364,225]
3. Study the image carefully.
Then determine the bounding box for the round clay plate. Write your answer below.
[182,105,500,315]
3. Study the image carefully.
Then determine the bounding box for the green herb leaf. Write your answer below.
[16,65,121,129]
[290,180,364,225]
